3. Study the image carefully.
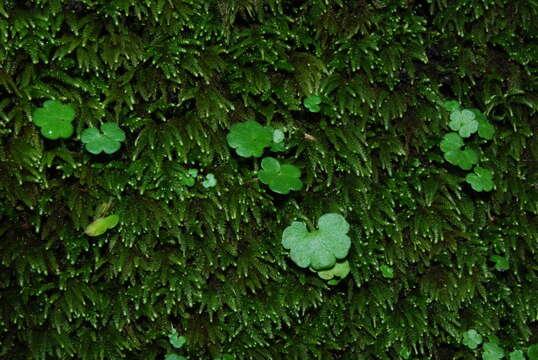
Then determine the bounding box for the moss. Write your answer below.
[0,0,537,359]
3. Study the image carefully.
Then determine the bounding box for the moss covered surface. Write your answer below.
[0,0,537,359]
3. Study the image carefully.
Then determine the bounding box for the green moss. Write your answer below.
[0,0,537,359]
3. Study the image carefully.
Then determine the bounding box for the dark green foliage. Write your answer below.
[0,0,537,359]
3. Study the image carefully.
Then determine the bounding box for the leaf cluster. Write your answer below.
[439,101,495,192]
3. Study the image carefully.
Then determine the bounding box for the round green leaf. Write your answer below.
[33,100,76,140]
[463,329,483,349]
[317,213,350,240]
[528,344,538,359]
[449,109,478,138]
[202,173,217,188]
[304,95,321,112]
[260,157,280,173]
[282,222,310,267]
[81,122,126,155]
[281,213,351,270]
[444,148,479,170]
[258,157,302,194]
[101,122,126,142]
[449,109,476,128]
[169,334,186,349]
[180,169,197,186]
[81,128,101,143]
[465,167,494,192]
[459,120,479,138]
[226,120,274,158]
[440,132,464,153]
[182,176,195,187]
[84,214,119,236]
[187,169,199,178]
[508,350,525,360]
[483,342,505,360]
[101,138,121,154]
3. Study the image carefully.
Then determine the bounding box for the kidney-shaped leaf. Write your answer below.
[85,214,119,236]
[282,213,351,270]
[226,120,274,158]
[81,122,126,154]
[465,167,494,192]
[258,157,302,194]
[33,100,76,140]
[463,329,483,349]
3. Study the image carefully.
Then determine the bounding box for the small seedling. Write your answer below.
[81,122,126,154]
[180,169,198,187]
[168,328,186,349]
[282,213,351,270]
[165,328,188,360]
[258,157,302,194]
[84,214,119,236]
[33,100,76,139]
[226,120,274,158]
